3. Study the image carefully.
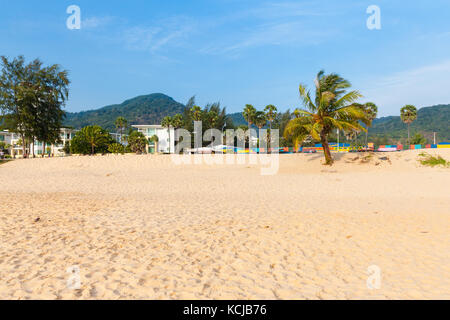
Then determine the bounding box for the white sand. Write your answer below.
[0,149,449,300]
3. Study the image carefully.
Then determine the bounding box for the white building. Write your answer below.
[0,128,76,158]
[0,130,23,157]
[132,125,175,154]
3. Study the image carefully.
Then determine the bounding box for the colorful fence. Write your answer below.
[217,142,449,154]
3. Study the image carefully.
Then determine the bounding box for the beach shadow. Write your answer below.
[304,152,349,162]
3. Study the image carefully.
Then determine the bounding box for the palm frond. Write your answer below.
[299,84,316,112]
[334,90,363,108]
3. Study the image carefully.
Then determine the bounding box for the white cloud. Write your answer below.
[202,20,332,55]
[121,17,196,53]
[361,60,450,116]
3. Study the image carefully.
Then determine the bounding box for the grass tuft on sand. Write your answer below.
[418,152,449,167]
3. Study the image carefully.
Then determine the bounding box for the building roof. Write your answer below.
[132,125,164,129]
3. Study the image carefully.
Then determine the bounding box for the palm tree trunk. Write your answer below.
[365,128,369,150]
[21,135,26,159]
[269,121,272,150]
[320,132,333,165]
[408,123,410,146]
[168,128,171,153]
[91,144,94,155]
[32,139,36,158]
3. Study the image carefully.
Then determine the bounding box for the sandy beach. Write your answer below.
[0,149,449,300]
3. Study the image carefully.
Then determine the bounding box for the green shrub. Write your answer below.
[62,141,71,155]
[70,126,114,155]
[128,131,148,154]
[411,133,427,145]
[108,143,125,154]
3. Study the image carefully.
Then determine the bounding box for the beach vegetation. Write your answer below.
[284,70,370,165]
[70,125,113,155]
[161,116,173,153]
[418,153,449,167]
[362,102,378,147]
[243,104,256,130]
[0,55,69,158]
[400,105,418,146]
[108,143,125,155]
[410,133,427,145]
[254,111,267,129]
[127,131,148,154]
[115,117,128,144]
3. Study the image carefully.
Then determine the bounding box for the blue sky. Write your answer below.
[1,0,450,117]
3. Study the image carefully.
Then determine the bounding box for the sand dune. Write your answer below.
[0,149,449,299]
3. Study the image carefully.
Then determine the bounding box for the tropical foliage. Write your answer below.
[264,105,277,129]
[400,105,418,145]
[70,125,113,155]
[0,55,70,158]
[127,131,148,154]
[161,116,173,153]
[284,70,370,164]
[108,143,125,154]
[410,133,427,145]
[362,102,378,147]
[254,111,267,129]
[115,116,128,144]
[243,104,256,129]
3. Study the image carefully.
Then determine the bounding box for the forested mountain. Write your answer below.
[64,93,185,131]
[369,104,450,143]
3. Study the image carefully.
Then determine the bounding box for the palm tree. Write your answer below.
[293,109,302,118]
[254,111,267,129]
[264,105,277,130]
[161,116,173,153]
[190,106,203,122]
[243,104,256,130]
[254,111,267,153]
[171,114,184,153]
[150,135,159,154]
[115,117,128,144]
[207,110,219,129]
[400,105,418,146]
[82,126,110,155]
[363,102,378,148]
[284,70,369,165]
[172,114,183,129]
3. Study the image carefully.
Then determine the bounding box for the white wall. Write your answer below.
[156,128,175,153]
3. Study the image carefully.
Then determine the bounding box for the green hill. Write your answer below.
[64,93,185,131]
[228,112,247,127]
[369,104,450,143]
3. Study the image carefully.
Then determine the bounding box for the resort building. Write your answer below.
[0,128,76,158]
[132,125,175,154]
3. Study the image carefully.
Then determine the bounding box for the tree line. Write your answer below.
[1,56,424,163]
[0,56,69,158]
